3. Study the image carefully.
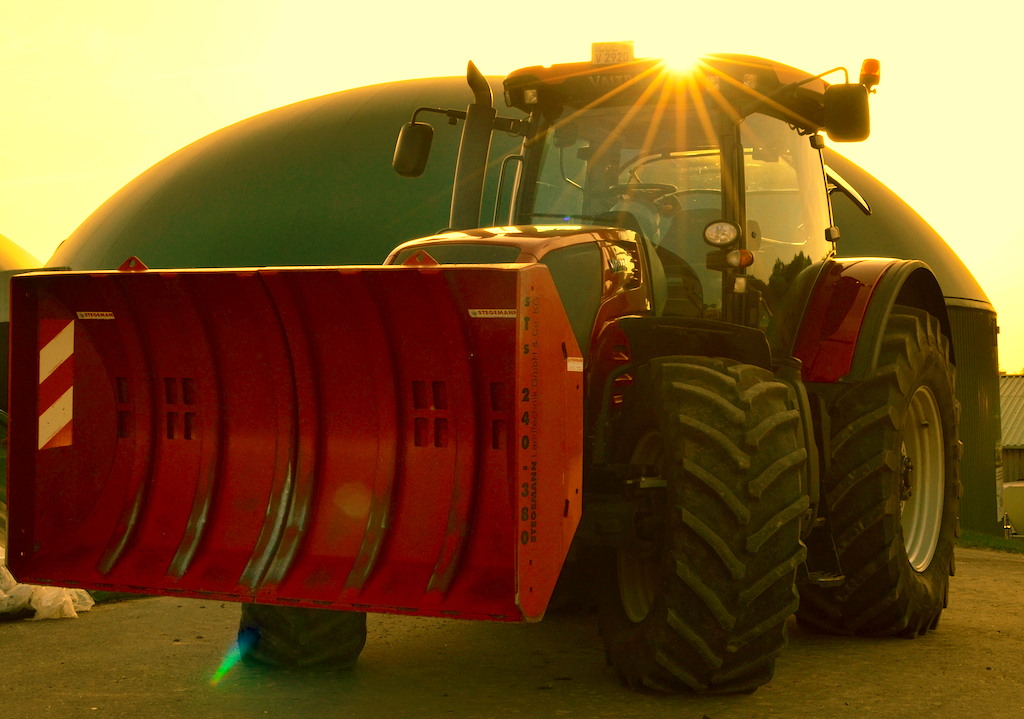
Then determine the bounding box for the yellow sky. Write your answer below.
[2,1,1022,371]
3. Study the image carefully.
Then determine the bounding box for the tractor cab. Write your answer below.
[395,46,877,341]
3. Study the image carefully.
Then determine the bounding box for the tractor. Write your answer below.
[6,45,960,694]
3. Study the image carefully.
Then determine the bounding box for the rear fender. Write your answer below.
[846,262,954,380]
[7,263,583,622]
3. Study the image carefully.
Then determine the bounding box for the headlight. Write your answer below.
[703,220,741,248]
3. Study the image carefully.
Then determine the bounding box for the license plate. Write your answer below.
[591,41,634,66]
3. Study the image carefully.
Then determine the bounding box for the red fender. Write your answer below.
[791,258,897,383]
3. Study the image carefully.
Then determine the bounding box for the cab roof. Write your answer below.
[503,53,830,132]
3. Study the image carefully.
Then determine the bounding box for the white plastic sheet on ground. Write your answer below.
[1,505,94,620]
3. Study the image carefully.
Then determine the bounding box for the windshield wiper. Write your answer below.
[559,148,583,190]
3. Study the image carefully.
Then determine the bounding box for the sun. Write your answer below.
[635,38,714,70]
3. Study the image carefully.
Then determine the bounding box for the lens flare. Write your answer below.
[209,626,259,686]
[638,39,706,75]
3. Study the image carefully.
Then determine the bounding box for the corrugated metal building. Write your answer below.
[1001,374,1024,482]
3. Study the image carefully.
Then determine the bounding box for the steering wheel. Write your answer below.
[607,183,678,199]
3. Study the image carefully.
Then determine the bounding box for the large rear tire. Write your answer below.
[796,306,960,636]
[599,357,808,693]
[239,603,367,668]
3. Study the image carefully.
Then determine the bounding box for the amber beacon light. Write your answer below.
[860,58,881,90]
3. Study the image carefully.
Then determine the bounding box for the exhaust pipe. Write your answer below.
[448,61,496,230]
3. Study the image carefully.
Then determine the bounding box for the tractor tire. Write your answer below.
[796,306,960,636]
[598,357,808,694]
[239,603,367,668]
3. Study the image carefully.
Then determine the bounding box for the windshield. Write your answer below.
[519,106,830,320]
[522,104,721,236]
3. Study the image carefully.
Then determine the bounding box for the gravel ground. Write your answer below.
[2,547,1023,719]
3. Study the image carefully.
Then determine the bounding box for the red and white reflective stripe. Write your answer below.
[38,319,74,450]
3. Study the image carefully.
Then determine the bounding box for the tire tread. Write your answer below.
[600,356,807,694]
[796,306,960,636]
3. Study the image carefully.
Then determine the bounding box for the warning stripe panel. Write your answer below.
[37,319,74,449]
[37,356,74,416]
[38,316,73,348]
[39,320,74,383]
[39,387,73,449]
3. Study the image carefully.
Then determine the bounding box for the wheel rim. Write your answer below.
[617,431,663,623]
[900,385,945,572]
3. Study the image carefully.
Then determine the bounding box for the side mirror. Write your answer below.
[393,122,434,177]
[823,84,870,142]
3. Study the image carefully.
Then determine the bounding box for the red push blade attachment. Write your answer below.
[7,264,583,622]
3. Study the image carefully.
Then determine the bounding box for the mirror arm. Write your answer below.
[411,106,467,126]
[736,66,852,123]
[765,66,850,103]
[406,107,526,135]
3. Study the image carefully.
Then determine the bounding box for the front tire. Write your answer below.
[599,357,808,693]
[797,306,960,636]
[239,603,367,668]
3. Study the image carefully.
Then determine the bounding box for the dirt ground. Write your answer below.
[3,547,1023,719]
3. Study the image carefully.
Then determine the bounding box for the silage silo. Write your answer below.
[41,77,1003,536]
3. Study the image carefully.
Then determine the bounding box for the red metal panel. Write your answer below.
[7,264,582,621]
[514,270,584,620]
[791,258,895,383]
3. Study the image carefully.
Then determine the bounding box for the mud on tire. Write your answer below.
[599,356,808,694]
[796,306,960,636]
[239,603,367,668]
